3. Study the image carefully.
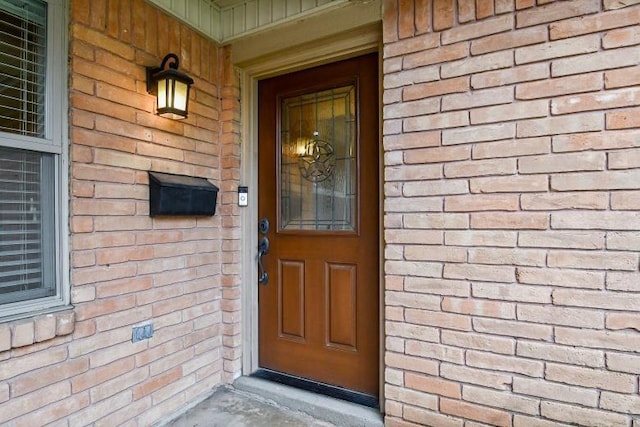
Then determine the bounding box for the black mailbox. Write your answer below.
[148,171,219,217]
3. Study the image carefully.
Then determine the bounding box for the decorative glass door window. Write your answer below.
[279,85,357,232]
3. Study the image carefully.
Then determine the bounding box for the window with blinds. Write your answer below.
[0,0,60,311]
[0,0,46,138]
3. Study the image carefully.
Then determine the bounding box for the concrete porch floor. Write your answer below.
[160,377,384,427]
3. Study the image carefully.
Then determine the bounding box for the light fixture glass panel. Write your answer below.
[280,85,357,232]
[174,80,188,111]
[157,79,167,109]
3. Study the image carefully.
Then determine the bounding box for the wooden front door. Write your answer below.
[257,53,379,399]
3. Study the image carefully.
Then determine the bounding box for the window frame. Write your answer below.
[0,0,69,321]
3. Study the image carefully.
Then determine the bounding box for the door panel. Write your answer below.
[258,53,379,397]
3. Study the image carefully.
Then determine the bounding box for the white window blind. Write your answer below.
[0,146,55,304]
[0,0,47,138]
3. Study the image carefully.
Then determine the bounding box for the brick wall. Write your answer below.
[0,0,240,424]
[383,0,640,426]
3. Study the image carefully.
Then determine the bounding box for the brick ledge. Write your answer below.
[0,308,75,352]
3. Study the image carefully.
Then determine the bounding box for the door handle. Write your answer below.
[258,236,269,285]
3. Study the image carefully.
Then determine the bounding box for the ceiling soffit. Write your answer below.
[146,0,351,43]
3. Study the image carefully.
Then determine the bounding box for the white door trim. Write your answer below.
[237,21,382,392]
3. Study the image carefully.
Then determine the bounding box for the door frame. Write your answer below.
[238,22,384,404]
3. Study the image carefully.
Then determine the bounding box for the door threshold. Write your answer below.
[233,375,383,427]
[252,368,379,408]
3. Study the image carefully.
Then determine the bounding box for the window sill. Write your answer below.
[0,306,75,352]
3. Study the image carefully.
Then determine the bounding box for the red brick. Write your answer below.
[471,25,548,55]
[405,373,461,398]
[0,382,71,424]
[519,230,604,249]
[463,385,539,415]
[406,308,472,331]
[472,138,551,160]
[513,377,598,406]
[441,397,511,426]
[607,107,640,129]
[518,304,604,328]
[445,194,519,211]
[552,210,640,231]
[384,99,439,119]
[473,317,553,340]
[441,363,513,389]
[516,73,603,99]
[552,131,640,152]
[458,0,476,22]
[541,401,628,426]
[469,246,545,266]
[606,232,640,251]
[552,45,640,77]
[445,158,516,178]
[553,87,640,115]
[476,0,495,18]
[472,63,549,89]
[442,296,516,318]
[520,151,605,174]
[405,111,469,132]
[405,145,470,164]
[612,190,640,210]
[554,288,640,310]
[442,14,513,45]
[550,6,640,39]
[403,407,462,427]
[495,0,513,13]
[385,131,441,150]
[384,66,439,89]
[516,0,600,28]
[441,51,513,78]
[517,112,603,137]
[548,249,638,271]
[403,76,470,101]
[603,270,640,293]
[444,263,515,282]
[516,34,600,64]
[443,85,513,111]
[11,321,35,348]
[605,66,640,89]
[604,0,640,8]
[603,25,640,49]
[516,267,604,289]
[556,326,640,352]
[467,350,544,377]
[433,0,455,31]
[474,282,551,304]
[470,99,548,124]
[546,363,636,393]
[398,0,415,39]
[386,384,437,411]
[405,340,465,363]
[470,212,549,229]
[516,340,604,367]
[414,0,431,34]
[607,313,640,332]
[469,174,548,192]
[516,0,535,10]
[405,277,471,296]
[403,43,469,69]
[607,352,640,374]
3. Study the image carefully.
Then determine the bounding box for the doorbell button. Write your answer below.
[238,186,248,207]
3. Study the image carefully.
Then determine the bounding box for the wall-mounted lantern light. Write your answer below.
[146,53,194,120]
